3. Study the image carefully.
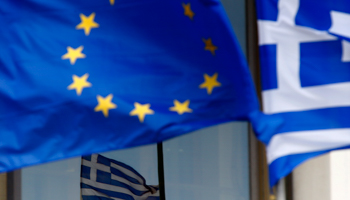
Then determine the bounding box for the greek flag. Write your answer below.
[81,154,159,200]
[255,0,350,186]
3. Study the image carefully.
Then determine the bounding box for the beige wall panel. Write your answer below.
[293,154,331,200]
[0,173,6,200]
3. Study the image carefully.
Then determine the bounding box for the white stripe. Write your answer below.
[81,178,158,200]
[90,154,98,181]
[342,40,350,62]
[257,19,336,45]
[82,188,124,200]
[263,82,350,114]
[82,159,111,173]
[111,174,149,192]
[267,128,350,164]
[277,0,299,25]
[110,162,144,185]
[329,11,350,39]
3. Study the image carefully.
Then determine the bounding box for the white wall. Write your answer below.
[292,149,350,200]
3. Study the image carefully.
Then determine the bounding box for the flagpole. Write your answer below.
[157,143,166,200]
[7,170,21,200]
[245,0,270,199]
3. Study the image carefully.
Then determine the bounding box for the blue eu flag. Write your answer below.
[0,0,259,171]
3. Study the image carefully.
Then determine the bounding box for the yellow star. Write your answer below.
[199,73,221,95]
[169,100,192,115]
[110,0,114,5]
[129,102,154,123]
[76,13,99,36]
[94,94,117,118]
[67,73,92,96]
[203,38,218,55]
[62,46,86,65]
[182,3,195,20]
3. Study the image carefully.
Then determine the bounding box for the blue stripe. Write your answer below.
[272,106,350,134]
[111,179,149,196]
[300,40,350,87]
[96,170,111,184]
[110,167,143,185]
[81,183,137,200]
[295,0,350,30]
[259,45,278,90]
[82,196,113,200]
[109,159,146,184]
[269,144,350,187]
[97,154,111,166]
[146,196,160,200]
[81,182,90,189]
[82,155,92,161]
[255,0,278,21]
[81,165,91,180]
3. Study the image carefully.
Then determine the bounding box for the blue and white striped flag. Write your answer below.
[255,0,350,186]
[81,154,159,200]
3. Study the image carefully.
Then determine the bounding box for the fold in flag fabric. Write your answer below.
[0,0,260,172]
[81,154,159,200]
[255,0,350,186]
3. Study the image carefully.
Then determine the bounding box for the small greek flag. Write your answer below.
[81,154,159,200]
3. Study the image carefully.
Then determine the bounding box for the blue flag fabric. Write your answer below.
[0,0,259,172]
[256,0,350,186]
[81,154,159,200]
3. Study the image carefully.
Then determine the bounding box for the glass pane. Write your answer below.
[21,144,158,200]
[163,122,250,200]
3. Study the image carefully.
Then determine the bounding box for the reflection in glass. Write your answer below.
[81,154,159,200]
[163,122,250,200]
[21,144,158,200]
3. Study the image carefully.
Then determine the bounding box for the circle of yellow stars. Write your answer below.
[63,1,222,122]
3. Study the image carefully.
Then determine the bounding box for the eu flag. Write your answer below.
[0,0,259,171]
